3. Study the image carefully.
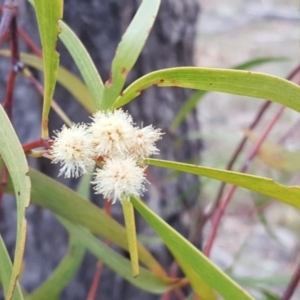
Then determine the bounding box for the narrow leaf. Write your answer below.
[131,196,254,300]
[113,68,300,114]
[60,217,185,293]
[170,57,287,131]
[4,167,166,277]
[26,237,84,300]
[33,0,63,138]
[103,0,161,109]
[175,255,217,300]
[170,90,206,132]
[0,51,96,113]
[0,106,30,300]
[245,130,300,172]
[0,235,24,300]
[58,20,104,110]
[147,158,300,210]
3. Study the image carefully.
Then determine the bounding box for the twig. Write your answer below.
[160,261,186,300]
[281,259,300,300]
[189,63,300,247]
[21,67,72,127]
[204,104,285,256]
[211,63,300,214]
[86,200,112,300]
[22,138,51,153]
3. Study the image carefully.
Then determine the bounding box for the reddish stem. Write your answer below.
[0,167,8,208]
[0,2,17,47]
[22,138,51,153]
[2,69,17,119]
[2,3,19,119]
[160,261,185,300]
[204,105,285,257]
[210,63,300,216]
[281,259,300,300]
[86,200,112,300]
[17,27,42,57]
[0,5,42,57]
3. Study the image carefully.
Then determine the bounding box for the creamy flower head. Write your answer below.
[89,109,136,158]
[92,157,147,203]
[129,125,163,159]
[50,124,95,178]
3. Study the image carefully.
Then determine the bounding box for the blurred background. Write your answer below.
[0,0,300,299]
[195,0,300,299]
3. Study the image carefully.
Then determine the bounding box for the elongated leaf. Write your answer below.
[103,0,160,109]
[33,0,63,138]
[131,196,254,300]
[0,106,30,300]
[147,158,300,210]
[0,51,96,113]
[113,68,300,113]
[245,130,300,172]
[170,57,287,131]
[235,275,291,287]
[4,167,166,277]
[58,20,104,110]
[175,255,217,300]
[27,173,93,300]
[234,57,287,71]
[170,90,206,132]
[26,236,84,300]
[60,217,185,293]
[0,235,24,300]
[261,290,280,300]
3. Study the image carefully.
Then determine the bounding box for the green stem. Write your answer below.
[122,198,139,277]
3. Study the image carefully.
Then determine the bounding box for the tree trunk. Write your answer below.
[0,0,201,299]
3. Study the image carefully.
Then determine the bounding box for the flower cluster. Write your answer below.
[48,109,163,203]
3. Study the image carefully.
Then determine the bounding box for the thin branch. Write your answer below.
[21,67,72,127]
[202,64,300,256]
[86,200,112,300]
[0,2,17,47]
[281,259,300,300]
[210,63,300,214]
[204,104,285,256]
[22,138,51,153]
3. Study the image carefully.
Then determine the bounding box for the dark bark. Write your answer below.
[0,0,201,299]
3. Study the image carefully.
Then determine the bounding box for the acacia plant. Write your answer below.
[0,0,300,300]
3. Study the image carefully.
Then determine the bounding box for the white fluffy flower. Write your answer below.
[92,157,147,203]
[50,124,95,178]
[129,125,163,159]
[89,109,136,158]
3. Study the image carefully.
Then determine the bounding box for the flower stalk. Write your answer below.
[122,197,139,277]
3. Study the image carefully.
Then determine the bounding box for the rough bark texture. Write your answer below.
[0,0,201,299]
